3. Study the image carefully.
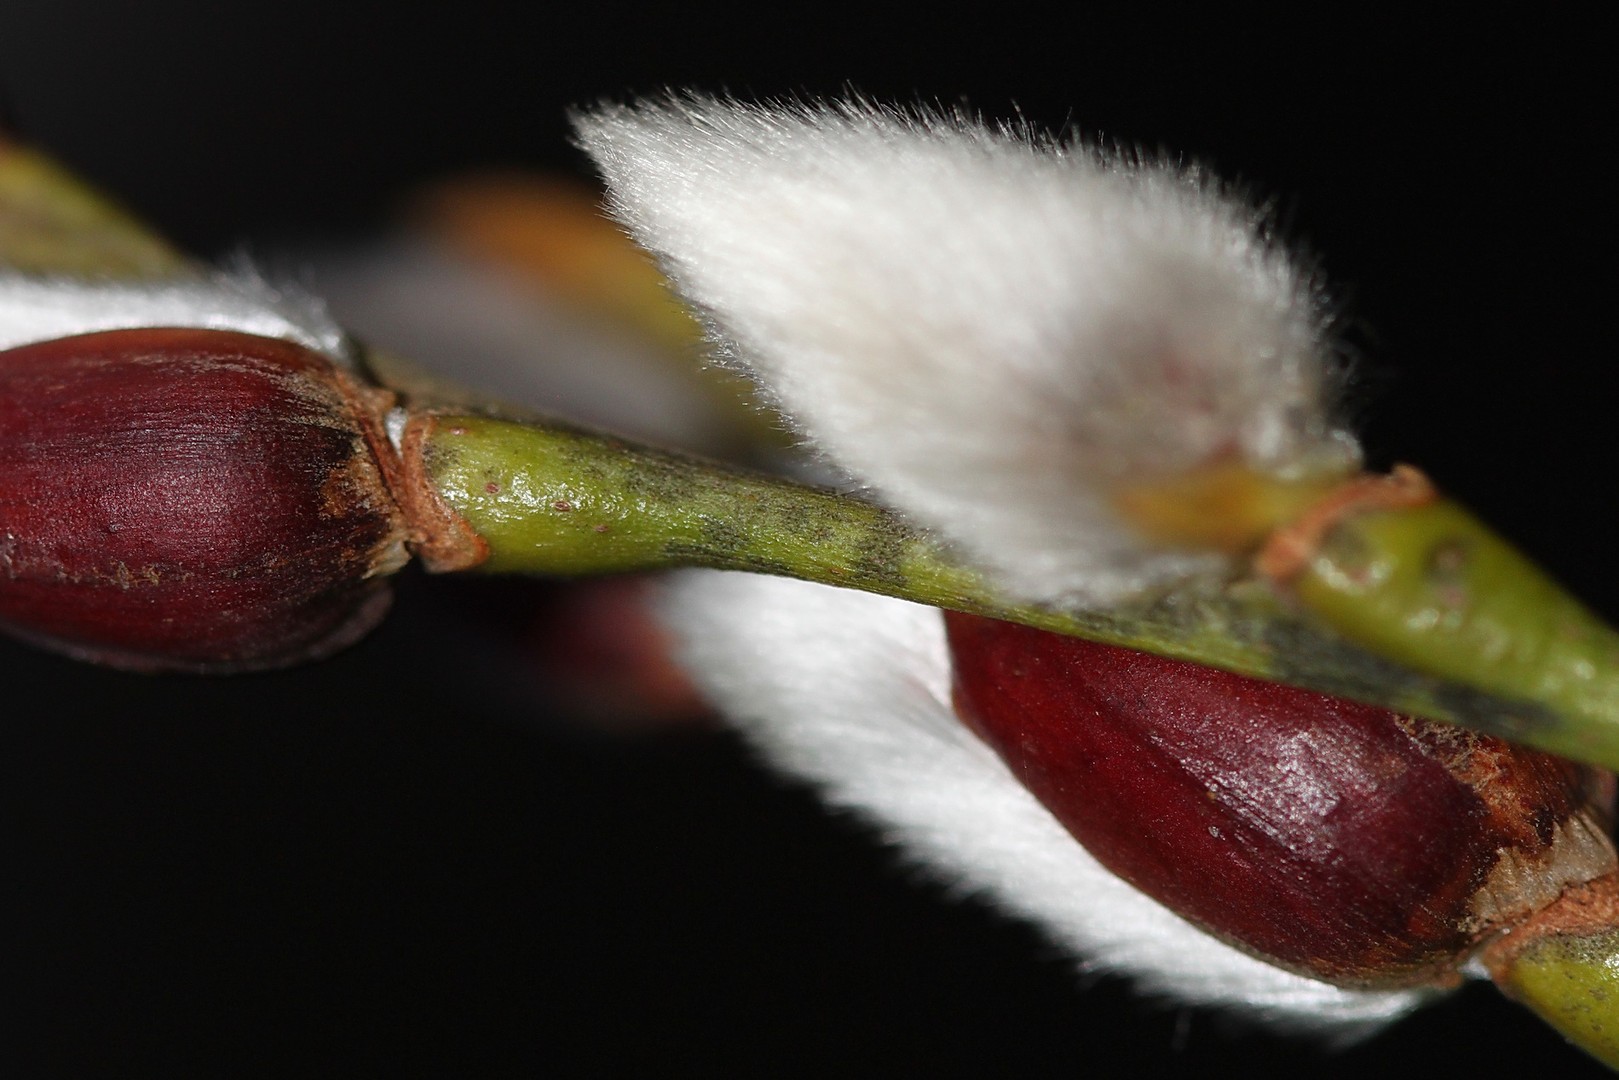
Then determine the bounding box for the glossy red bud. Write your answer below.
[0,328,410,672]
[945,612,1618,989]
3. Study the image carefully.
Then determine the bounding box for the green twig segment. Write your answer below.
[421,413,1619,773]
[1494,923,1619,1070]
[1294,500,1619,766]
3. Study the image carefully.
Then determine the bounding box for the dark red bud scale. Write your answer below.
[0,328,410,672]
[945,611,1619,989]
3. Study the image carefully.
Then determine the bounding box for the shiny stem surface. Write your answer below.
[1294,499,1619,768]
[418,412,1619,775]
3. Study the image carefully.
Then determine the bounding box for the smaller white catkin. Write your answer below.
[0,270,350,361]
[575,96,1360,605]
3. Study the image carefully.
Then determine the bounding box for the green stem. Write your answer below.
[1487,888,1619,1072]
[1294,499,1619,767]
[417,412,1619,774]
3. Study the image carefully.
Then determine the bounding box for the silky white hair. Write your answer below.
[0,269,350,361]
[575,95,1360,606]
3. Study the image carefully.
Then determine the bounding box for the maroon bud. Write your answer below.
[0,328,410,672]
[945,612,1618,989]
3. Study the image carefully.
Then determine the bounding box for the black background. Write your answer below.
[1,7,1614,1077]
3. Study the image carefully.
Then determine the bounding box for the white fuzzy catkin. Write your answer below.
[0,270,350,361]
[589,97,1423,1029]
[664,570,1432,1032]
[575,96,1360,605]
